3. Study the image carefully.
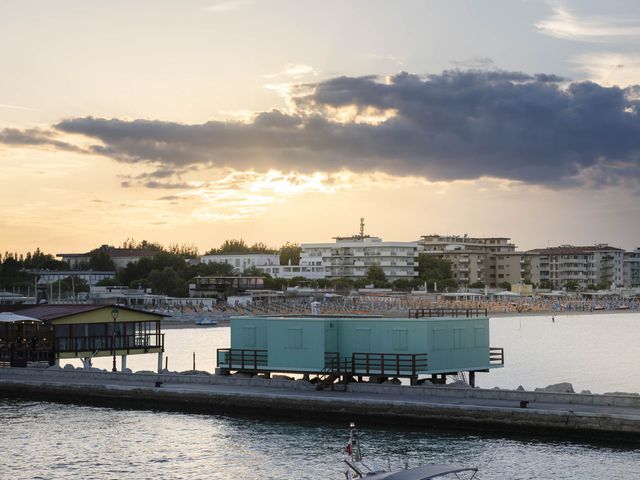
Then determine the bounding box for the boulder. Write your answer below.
[383,378,401,385]
[534,382,574,393]
[272,374,294,381]
[47,364,62,370]
[447,380,471,389]
[135,370,156,375]
[62,364,75,370]
[580,390,592,395]
[516,385,525,392]
[603,391,640,397]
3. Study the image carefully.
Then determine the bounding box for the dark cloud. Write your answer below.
[0,127,86,153]
[46,69,640,187]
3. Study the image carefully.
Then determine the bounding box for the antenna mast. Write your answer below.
[359,217,365,239]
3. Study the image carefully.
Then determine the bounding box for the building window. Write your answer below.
[392,329,409,351]
[287,328,303,349]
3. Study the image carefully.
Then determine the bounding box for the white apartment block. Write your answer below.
[623,248,640,287]
[301,236,418,281]
[200,253,280,274]
[530,245,625,289]
[257,264,327,280]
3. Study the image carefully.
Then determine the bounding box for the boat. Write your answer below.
[195,317,219,326]
[343,424,478,480]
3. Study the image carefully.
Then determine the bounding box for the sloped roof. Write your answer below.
[0,304,163,322]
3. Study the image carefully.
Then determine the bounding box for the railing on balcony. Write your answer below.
[324,351,428,377]
[0,346,55,367]
[217,348,268,370]
[409,308,488,318]
[490,347,504,365]
[54,334,164,355]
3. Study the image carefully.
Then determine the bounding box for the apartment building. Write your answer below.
[301,235,418,281]
[418,234,537,287]
[623,248,640,287]
[200,253,280,274]
[57,245,158,269]
[529,244,625,289]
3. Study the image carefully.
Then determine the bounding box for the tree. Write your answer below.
[469,281,485,288]
[392,279,412,292]
[539,279,554,290]
[206,239,250,255]
[498,281,511,290]
[88,249,116,271]
[365,266,388,288]
[95,278,120,287]
[416,255,456,291]
[279,242,301,265]
[243,266,266,277]
[563,280,579,291]
[148,267,186,296]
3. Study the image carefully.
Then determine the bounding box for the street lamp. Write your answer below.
[111,306,119,372]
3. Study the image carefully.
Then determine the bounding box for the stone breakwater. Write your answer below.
[1,368,639,442]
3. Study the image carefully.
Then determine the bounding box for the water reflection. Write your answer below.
[1,399,638,479]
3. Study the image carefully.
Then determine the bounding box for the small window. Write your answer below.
[243,326,256,347]
[288,328,303,349]
[474,327,488,347]
[432,328,446,350]
[392,329,408,351]
[453,328,464,349]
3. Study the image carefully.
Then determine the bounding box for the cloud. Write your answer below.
[0,102,36,111]
[572,52,640,87]
[50,69,640,189]
[0,127,86,153]
[535,1,640,43]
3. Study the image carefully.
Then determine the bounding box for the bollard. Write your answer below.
[193,352,196,371]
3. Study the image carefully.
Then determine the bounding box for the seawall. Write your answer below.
[1,368,639,442]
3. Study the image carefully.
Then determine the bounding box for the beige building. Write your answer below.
[418,234,537,287]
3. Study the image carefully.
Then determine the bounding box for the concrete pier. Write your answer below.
[1,368,639,442]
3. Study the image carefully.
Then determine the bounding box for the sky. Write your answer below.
[1,0,640,255]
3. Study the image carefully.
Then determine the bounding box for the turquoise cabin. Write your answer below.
[217,314,503,386]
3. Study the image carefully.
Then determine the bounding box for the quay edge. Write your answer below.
[1,369,639,442]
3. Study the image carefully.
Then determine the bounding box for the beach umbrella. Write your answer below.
[0,312,42,323]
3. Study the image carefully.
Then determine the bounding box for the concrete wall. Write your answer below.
[347,383,640,409]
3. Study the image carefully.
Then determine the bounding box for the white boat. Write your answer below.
[195,317,219,326]
[343,424,478,480]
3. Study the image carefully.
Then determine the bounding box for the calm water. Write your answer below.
[73,312,640,394]
[3,313,640,479]
[1,398,639,480]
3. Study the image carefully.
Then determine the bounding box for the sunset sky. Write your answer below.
[2,0,640,255]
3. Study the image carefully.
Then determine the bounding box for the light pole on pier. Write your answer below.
[111,306,119,372]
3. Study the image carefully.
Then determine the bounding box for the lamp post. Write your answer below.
[111,306,119,372]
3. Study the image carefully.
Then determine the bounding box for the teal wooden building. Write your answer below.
[217,312,503,386]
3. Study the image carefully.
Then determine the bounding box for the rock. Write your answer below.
[383,378,401,385]
[122,368,133,374]
[603,391,640,397]
[135,370,156,375]
[447,380,471,389]
[534,382,574,393]
[580,390,592,395]
[62,364,75,370]
[272,374,294,381]
[231,372,253,378]
[516,385,525,391]
[180,370,211,376]
[47,364,62,370]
